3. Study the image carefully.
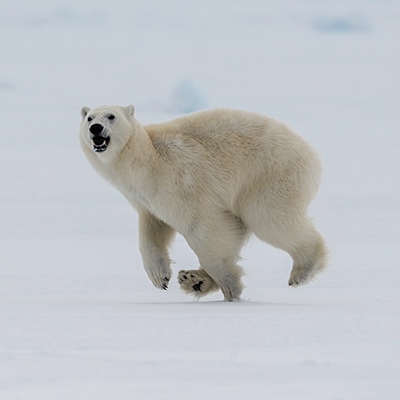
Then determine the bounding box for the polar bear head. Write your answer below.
[80,104,135,156]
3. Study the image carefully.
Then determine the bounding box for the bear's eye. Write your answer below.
[107,114,115,121]
[87,116,93,122]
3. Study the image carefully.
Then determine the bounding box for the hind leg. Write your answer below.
[245,209,328,286]
[287,229,327,286]
[179,211,249,301]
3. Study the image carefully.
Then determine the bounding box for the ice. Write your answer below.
[1,0,399,399]
[168,80,207,113]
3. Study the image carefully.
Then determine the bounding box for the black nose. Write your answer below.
[89,123,104,135]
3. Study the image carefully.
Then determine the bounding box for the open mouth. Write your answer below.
[92,136,110,153]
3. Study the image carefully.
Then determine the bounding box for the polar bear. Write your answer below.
[79,105,327,301]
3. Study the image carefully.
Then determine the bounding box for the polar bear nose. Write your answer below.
[89,123,104,135]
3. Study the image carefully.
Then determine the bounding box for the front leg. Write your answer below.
[138,211,176,290]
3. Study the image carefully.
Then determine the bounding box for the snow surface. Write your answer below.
[1,0,400,399]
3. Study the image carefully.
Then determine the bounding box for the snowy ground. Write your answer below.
[1,0,400,399]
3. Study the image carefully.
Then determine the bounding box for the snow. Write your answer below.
[1,0,399,399]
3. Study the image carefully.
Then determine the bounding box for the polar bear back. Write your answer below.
[145,109,313,164]
[144,109,322,206]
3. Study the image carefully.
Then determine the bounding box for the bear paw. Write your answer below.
[178,269,219,297]
[146,266,172,290]
[288,266,315,287]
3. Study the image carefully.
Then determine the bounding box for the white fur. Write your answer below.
[79,105,328,301]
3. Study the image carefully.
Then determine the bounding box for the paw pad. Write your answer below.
[178,269,219,297]
[192,281,203,292]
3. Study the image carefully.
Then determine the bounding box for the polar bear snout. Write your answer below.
[89,123,105,135]
[89,123,110,153]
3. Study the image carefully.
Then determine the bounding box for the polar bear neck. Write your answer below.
[109,121,164,204]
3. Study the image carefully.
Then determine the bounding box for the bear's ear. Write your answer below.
[126,104,135,117]
[81,106,91,120]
